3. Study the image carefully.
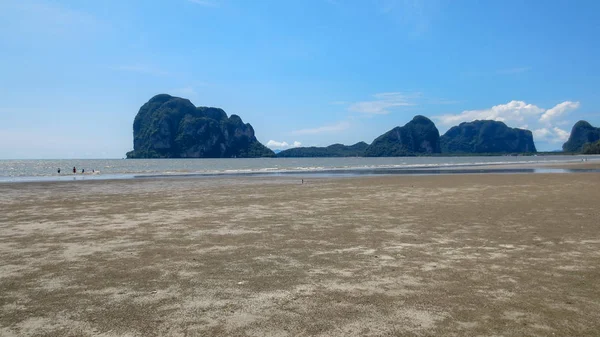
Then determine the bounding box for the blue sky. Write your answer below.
[1,0,600,158]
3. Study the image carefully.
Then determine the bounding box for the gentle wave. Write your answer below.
[1,156,598,183]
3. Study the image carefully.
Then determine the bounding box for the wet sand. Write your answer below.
[1,169,600,336]
[543,160,600,170]
[469,159,600,171]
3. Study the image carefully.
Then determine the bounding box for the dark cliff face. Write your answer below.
[440,120,537,154]
[364,116,441,157]
[126,94,274,158]
[562,121,600,152]
[276,142,369,157]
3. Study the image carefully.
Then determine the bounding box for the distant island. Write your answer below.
[277,142,368,157]
[126,94,274,158]
[440,120,536,154]
[278,117,536,157]
[562,120,600,153]
[364,116,441,156]
[127,94,600,158]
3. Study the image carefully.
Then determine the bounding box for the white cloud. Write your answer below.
[266,140,302,149]
[435,100,544,126]
[552,127,570,142]
[434,100,582,148]
[533,127,570,143]
[292,121,351,135]
[266,140,288,148]
[540,101,580,124]
[348,92,417,114]
[533,128,551,139]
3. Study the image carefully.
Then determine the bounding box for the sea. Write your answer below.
[1,155,599,183]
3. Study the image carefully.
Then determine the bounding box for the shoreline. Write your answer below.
[1,158,600,184]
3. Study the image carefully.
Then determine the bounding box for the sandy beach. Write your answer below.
[1,168,600,336]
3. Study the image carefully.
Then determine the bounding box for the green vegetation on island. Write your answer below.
[276,142,369,157]
[126,94,274,158]
[582,140,600,154]
[440,120,536,154]
[127,95,600,158]
[364,116,441,157]
[562,120,600,153]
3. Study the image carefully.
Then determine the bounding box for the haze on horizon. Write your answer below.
[1,0,600,159]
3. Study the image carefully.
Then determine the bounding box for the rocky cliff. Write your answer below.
[364,116,441,157]
[126,94,274,158]
[562,121,600,153]
[440,120,537,154]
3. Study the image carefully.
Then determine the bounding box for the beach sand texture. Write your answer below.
[1,172,600,336]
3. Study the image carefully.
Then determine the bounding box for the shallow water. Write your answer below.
[1,155,599,183]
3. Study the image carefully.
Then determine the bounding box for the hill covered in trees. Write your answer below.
[126,94,274,158]
[582,140,600,154]
[126,95,562,159]
[440,120,536,154]
[364,116,441,157]
[277,142,368,157]
[563,121,600,153]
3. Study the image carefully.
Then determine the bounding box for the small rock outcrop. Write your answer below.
[126,94,274,158]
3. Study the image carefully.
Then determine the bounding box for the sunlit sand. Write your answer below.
[1,167,599,336]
